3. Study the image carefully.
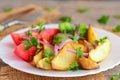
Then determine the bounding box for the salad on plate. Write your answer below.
[11,22,111,71]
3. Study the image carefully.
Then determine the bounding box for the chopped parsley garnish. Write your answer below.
[114,14,120,19]
[3,8,13,12]
[76,47,83,58]
[43,48,54,58]
[25,31,32,36]
[60,16,72,22]
[31,25,36,28]
[111,72,120,80]
[38,22,45,33]
[52,35,69,44]
[22,37,41,52]
[44,7,54,12]
[78,8,90,13]
[94,36,108,44]
[113,25,120,32]
[75,24,88,37]
[44,58,51,64]
[68,62,81,71]
[59,22,74,34]
[97,15,109,25]
[73,34,80,43]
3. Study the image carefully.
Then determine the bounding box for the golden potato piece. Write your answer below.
[52,42,77,70]
[37,58,52,70]
[78,56,99,70]
[87,25,100,44]
[88,39,111,62]
[70,41,87,52]
[33,51,43,65]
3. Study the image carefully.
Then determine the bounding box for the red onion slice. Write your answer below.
[67,49,76,54]
[67,49,88,57]
[56,33,73,37]
[40,40,53,48]
[59,38,72,49]
[54,44,59,56]
[22,36,30,40]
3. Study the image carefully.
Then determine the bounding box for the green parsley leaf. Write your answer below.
[44,58,51,64]
[59,22,74,34]
[31,25,36,28]
[44,7,54,12]
[38,22,45,33]
[43,48,54,58]
[52,35,69,44]
[76,47,83,58]
[68,62,81,71]
[25,31,32,36]
[94,36,108,44]
[111,72,120,80]
[22,37,41,52]
[75,24,88,37]
[78,8,90,13]
[60,16,72,22]
[114,14,120,19]
[73,34,80,43]
[24,45,32,50]
[97,15,109,25]
[3,8,13,12]
[22,40,30,44]
[113,25,120,32]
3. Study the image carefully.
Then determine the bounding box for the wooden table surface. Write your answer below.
[0,0,120,80]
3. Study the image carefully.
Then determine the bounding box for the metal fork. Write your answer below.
[0,11,43,31]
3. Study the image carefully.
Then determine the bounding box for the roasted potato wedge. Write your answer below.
[78,56,99,70]
[88,39,111,62]
[70,41,87,52]
[33,51,43,65]
[87,25,100,44]
[52,42,77,70]
[37,57,52,70]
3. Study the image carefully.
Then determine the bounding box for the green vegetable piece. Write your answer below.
[94,36,108,44]
[114,14,120,19]
[44,58,51,64]
[43,48,54,58]
[97,15,109,25]
[75,24,88,37]
[52,35,69,44]
[38,22,45,33]
[113,25,120,32]
[111,72,120,80]
[26,31,32,36]
[76,47,83,58]
[68,62,81,71]
[22,37,41,52]
[59,22,74,34]
[31,25,36,28]
[78,8,90,13]
[60,16,72,22]
[22,40,30,44]
[73,34,80,43]
[3,8,13,12]
[24,45,32,50]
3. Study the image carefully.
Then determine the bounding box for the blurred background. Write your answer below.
[0,0,120,27]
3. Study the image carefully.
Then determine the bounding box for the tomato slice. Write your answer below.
[44,28,60,37]
[11,33,24,45]
[14,44,37,62]
[37,28,60,42]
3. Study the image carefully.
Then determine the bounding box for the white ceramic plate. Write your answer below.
[0,24,120,77]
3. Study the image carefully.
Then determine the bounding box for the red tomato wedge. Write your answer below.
[11,33,25,45]
[37,28,60,42]
[14,44,37,62]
